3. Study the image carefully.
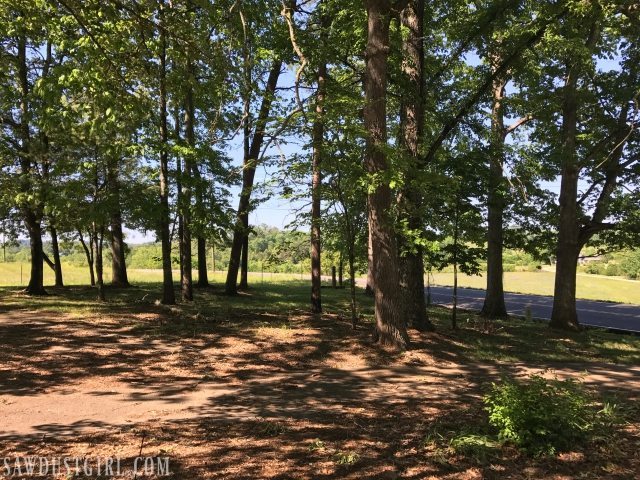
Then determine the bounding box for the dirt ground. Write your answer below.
[1,302,639,479]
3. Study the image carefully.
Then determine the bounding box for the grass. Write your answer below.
[430,270,640,304]
[2,261,638,304]
[0,262,304,287]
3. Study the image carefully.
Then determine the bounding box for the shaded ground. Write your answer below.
[0,283,639,479]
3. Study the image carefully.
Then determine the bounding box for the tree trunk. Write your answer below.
[339,255,343,287]
[239,228,249,289]
[26,217,46,295]
[365,226,374,295]
[364,0,409,350]
[158,0,175,305]
[107,161,129,288]
[180,55,196,301]
[226,60,282,295]
[550,61,581,331]
[93,224,105,301]
[197,237,208,286]
[50,224,64,287]
[78,229,95,287]
[397,0,433,332]
[452,201,460,329]
[311,61,326,313]
[331,266,337,288]
[109,210,129,288]
[481,57,508,319]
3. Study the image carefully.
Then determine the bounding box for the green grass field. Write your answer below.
[0,262,303,287]
[430,270,640,304]
[1,261,639,304]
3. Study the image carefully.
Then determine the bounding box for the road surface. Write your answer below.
[427,285,640,333]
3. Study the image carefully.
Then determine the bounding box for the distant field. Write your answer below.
[1,262,639,305]
[0,262,305,287]
[430,270,640,305]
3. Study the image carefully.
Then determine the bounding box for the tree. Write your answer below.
[364,0,410,349]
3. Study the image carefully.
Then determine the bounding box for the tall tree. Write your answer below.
[397,0,433,331]
[158,0,176,305]
[364,0,410,349]
[225,60,282,295]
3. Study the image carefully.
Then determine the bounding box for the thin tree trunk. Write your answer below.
[181,56,195,302]
[311,61,326,313]
[226,60,282,295]
[197,237,208,286]
[50,224,63,287]
[481,55,508,319]
[339,255,343,287]
[364,0,409,350]
[174,104,185,284]
[158,0,175,305]
[452,201,460,329]
[93,224,105,301]
[78,229,95,287]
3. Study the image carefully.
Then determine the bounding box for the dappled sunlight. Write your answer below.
[0,282,638,478]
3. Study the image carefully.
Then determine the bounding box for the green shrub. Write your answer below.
[584,262,605,275]
[605,264,621,277]
[503,263,516,272]
[484,375,595,456]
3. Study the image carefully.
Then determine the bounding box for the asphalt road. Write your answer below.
[427,285,640,333]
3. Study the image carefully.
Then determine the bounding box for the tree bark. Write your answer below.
[107,161,129,287]
[452,200,460,329]
[181,56,195,302]
[311,61,326,313]
[398,0,433,331]
[158,0,175,305]
[481,56,508,319]
[226,60,282,294]
[78,229,95,287]
[109,210,129,288]
[50,224,64,287]
[239,228,249,289]
[365,226,374,295]
[93,224,105,301]
[197,236,208,286]
[364,0,409,350]
[550,61,581,331]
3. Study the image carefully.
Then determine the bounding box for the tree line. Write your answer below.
[0,0,638,349]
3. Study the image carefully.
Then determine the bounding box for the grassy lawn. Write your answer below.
[2,262,639,304]
[1,280,639,479]
[430,270,640,304]
[0,262,304,287]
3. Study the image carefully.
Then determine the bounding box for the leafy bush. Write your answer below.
[605,264,621,277]
[484,375,595,456]
[584,262,605,275]
[503,263,516,272]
